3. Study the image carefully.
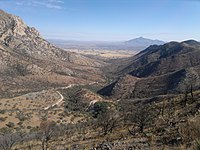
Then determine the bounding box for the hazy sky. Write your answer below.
[0,0,200,41]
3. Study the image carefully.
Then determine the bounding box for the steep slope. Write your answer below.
[119,40,200,77]
[0,10,106,98]
[72,88,104,104]
[99,40,200,99]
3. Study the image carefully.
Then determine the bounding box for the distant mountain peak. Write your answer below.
[137,36,145,39]
[125,37,165,47]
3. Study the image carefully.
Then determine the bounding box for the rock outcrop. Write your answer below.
[0,9,105,98]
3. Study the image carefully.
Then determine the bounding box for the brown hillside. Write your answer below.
[99,41,200,99]
[0,10,106,98]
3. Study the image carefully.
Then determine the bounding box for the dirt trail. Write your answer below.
[44,82,99,110]
[44,91,64,110]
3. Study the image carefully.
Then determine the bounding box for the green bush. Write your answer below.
[91,102,108,118]
[6,122,15,128]
[27,126,32,129]
[0,109,6,114]
[0,127,12,134]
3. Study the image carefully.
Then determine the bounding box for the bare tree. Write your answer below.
[181,85,189,107]
[38,121,57,150]
[95,108,120,136]
[0,131,21,150]
[160,101,166,118]
[127,104,157,133]
[181,72,197,106]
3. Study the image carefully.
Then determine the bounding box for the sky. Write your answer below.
[0,0,200,42]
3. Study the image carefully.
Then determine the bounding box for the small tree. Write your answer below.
[96,110,119,136]
[38,121,57,150]
[91,102,107,118]
[0,129,22,150]
[181,86,189,107]
[181,73,197,106]
[127,104,156,133]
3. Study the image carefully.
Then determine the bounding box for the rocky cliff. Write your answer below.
[0,10,106,98]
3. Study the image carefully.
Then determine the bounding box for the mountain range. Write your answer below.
[99,40,200,99]
[48,37,165,51]
[1,8,199,101]
[125,37,165,47]
[1,9,200,149]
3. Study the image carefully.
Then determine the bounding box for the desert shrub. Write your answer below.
[27,126,32,130]
[15,112,29,122]
[0,110,5,114]
[90,101,108,118]
[177,116,200,149]
[0,127,12,134]
[0,117,6,122]
[17,121,23,126]
[29,127,39,133]
[6,122,15,128]
[15,127,21,132]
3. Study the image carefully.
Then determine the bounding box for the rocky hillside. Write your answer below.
[99,40,200,98]
[0,10,106,98]
[118,40,200,77]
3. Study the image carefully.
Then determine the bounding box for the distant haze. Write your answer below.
[48,37,165,51]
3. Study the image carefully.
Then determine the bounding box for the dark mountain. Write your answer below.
[0,9,106,98]
[99,40,200,98]
[182,39,200,46]
[119,40,200,77]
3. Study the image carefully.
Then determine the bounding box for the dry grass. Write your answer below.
[66,49,135,59]
[0,89,85,131]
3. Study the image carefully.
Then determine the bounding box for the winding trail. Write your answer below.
[58,82,98,90]
[44,82,99,110]
[44,91,64,110]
